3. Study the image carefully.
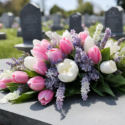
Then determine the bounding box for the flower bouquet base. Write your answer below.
[0,24,125,111]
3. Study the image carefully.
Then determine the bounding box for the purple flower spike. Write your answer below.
[100,28,111,50]
[56,83,65,110]
[81,75,90,101]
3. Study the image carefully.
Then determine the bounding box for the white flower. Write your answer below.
[0,91,20,104]
[84,36,94,53]
[62,30,73,41]
[45,31,62,44]
[56,59,79,83]
[33,39,40,46]
[100,60,117,74]
[104,40,120,55]
[93,24,103,43]
[24,56,36,71]
[0,70,13,80]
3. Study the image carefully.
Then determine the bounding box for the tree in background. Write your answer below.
[50,5,76,18]
[50,0,94,18]
[0,0,29,16]
[77,0,93,15]
[117,0,125,10]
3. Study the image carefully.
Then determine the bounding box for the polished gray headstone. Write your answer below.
[0,59,125,125]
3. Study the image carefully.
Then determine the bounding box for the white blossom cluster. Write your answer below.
[0,70,13,80]
[93,24,103,43]
[0,91,20,104]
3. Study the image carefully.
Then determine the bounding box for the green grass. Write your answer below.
[0,28,23,59]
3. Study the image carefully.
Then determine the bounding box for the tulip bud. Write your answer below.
[0,78,13,89]
[12,71,29,84]
[27,76,45,91]
[33,60,47,75]
[38,90,54,105]
[60,38,73,54]
[84,36,94,53]
[62,30,73,41]
[31,39,51,61]
[104,40,120,56]
[79,30,89,45]
[88,46,102,64]
[47,48,62,62]
[100,60,117,74]
[24,56,36,71]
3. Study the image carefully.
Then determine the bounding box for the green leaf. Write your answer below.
[5,82,21,86]
[11,91,38,104]
[0,88,10,92]
[91,81,115,97]
[71,48,76,59]
[101,47,110,62]
[24,70,39,77]
[7,86,18,92]
[105,74,125,87]
[69,87,74,93]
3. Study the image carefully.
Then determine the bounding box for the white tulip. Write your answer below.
[62,30,73,41]
[56,59,79,83]
[24,56,36,71]
[119,46,125,55]
[104,40,120,55]
[100,60,117,74]
[33,39,41,46]
[84,36,94,53]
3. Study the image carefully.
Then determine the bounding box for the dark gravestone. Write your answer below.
[51,14,63,31]
[0,32,6,40]
[1,12,14,28]
[69,12,83,33]
[83,13,91,27]
[14,3,42,54]
[105,6,125,39]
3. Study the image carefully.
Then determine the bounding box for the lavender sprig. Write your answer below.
[100,28,111,50]
[17,84,30,94]
[56,83,65,110]
[117,37,125,46]
[81,75,90,101]
[45,66,60,90]
[75,47,93,72]
[6,57,27,71]
[72,36,82,48]
[70,29,76,35]
[88,67,99,81]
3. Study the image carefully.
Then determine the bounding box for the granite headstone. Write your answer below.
[14,3,42,54]
[51,14,63,31]
[69,12,83,33]
[83,13,91,27]
[105,6,125,39]
[1,12,14,28]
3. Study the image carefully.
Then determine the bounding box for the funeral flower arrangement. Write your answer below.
[0,24,125,110]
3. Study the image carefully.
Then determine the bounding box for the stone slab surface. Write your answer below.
[0,59,125,125]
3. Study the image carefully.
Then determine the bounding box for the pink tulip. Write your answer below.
[27,76,45,91]
[88,46,102,64]
[0,78,13,89]
[38,90,54,105]
[47,48,62,62]
[0,24,2,29]
[31,39,51,61]
[60,38,73,54]
[79,30,89,45]
[33,60,47,75]
[12,71,29,84]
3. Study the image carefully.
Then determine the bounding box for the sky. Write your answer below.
[30,0,117,15]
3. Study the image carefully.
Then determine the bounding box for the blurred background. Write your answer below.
[0,0,124,59]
